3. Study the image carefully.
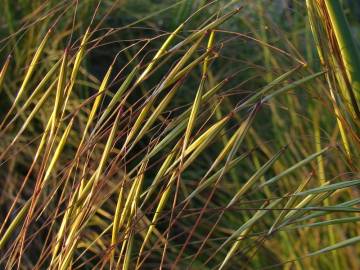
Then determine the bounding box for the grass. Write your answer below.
[0,0,359,269]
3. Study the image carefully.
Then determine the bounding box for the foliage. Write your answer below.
[0,0,359,269]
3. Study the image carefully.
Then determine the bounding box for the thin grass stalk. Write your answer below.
[1,29,51,126]
[0,55,11,93]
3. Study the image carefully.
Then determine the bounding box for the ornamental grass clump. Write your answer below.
[0,1,359,269]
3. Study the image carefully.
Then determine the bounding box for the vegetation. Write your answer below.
[0,0,359,269]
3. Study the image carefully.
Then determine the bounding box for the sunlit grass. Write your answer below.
[0,1,359,269]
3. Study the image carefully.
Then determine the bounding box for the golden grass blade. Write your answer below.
[131,79,183,147]
[141,143,179,204]
[42,119,74,185]
[169,8,242,53]
[0,81,55,160]
[182,31,214,153]
[122,34,206,152]
[0,55,11,93]
[179,116,230,171]
[94,65,139,131]
[147,79,228,159]
[69,28,90,89]
[84,63,113,137]
[50,50,68,139]
[112,162,147,269]
[0,200,30,250]
[2,29,51,125]
[136,23,184,84]
[1,60,61,131]
[200,104,260,183]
